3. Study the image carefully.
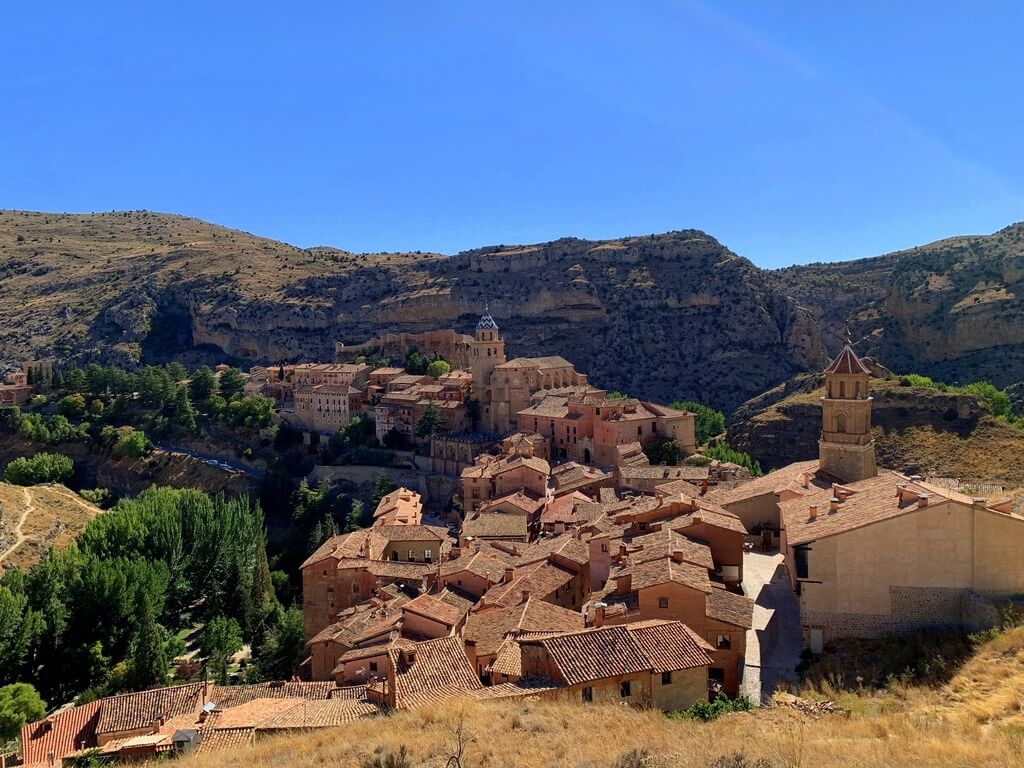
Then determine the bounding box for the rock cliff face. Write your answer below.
[0,212,820,412]
[776,223,1024,387]
[3,210,1023,412]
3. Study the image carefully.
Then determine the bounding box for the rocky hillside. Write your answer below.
[0,211,820,411]
[776,222,1024,387]
[4,210,1024,411]
[729,374,1024,486]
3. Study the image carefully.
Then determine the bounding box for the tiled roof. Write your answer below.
[301,530,372,569]
[480,490,545,515]
[365,561,435,580]
[625,528,715,570]
[675,504,749,535]
[209,682,336,709]
[482,561,576,607]
[462,512,529,539]
[625,621,714,672]
[213,698,305,729]
[518,397,571,419]
[537,626,652,685]
[825,344,870,375]
[541,492,592,525]
[195,727,254,753]
[517,534,589,568]
[461,454,551,479]
[439,545,518,582]
[96,682,204,735]
[464,597,584,657]
[499,356,575,370]
[781,469,1022,546]
[21,702,102,768]
[465,678,562,699]
[706,588,755,629]
[370,524,449,543]
[703,460,819,507]
[389,636,483,709]
[620,557,713,593]
[402,593,469,627]
[258,699,381,729]
[488,637,524,677]
[620,465,709,481]
[654,479,703,497]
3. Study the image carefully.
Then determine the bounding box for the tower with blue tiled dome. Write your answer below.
[470,303,506,406]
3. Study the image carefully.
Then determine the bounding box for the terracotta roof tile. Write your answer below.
[464,597,584,657]
[209,682,336,709]
[462,512,529,540]
[402,593,469,627]
[96,683,204,735]
[825,344,870,375]
[536,626,652,685]
[195,727,254,753]
[706,589,755,629]
[482,561,577,607]
[626,621,714,672]
[389,636,482,708]
[21,702,101,767]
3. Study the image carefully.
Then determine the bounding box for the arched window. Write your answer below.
[855,381,861,398]
[836,413,847,433]
[839,381,846,398]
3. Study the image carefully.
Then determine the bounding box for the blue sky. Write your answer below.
[1,2,1021,268]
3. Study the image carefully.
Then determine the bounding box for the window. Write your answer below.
[839,381,846,398]
[638,522,648,531]
[637,426,642,436]
[661,671,672,685]
[601,543,609,553]
[708,667,725,683]
[369,661,378,673]
[716,634,732,650]
[794,546,810,580]
[619,680,631,698]
[836,413,847,433]
[352,583,359,593]
[408,550,416,562]
[855,381,861,398]
[390,551,399,561]
[582,686,593,703]
[658,597,669,609]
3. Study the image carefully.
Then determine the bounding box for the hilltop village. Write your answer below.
[10,310,1024,766]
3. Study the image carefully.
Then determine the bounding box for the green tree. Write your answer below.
[3,453,74,485]
[201,616,243,685]
[345,499,366,532]
[669,401,726,446]
[0,682,47,741]
[112,429,152,459]
[172,387,197,433]
[217,367,245,401]
[127,590,168,690]
[427,359,451,379]
[58,394,86,419]
[189,366,217,402]
[371,473,398,509]
[703,442,763,476]
[403,348,430,375]
[252,608,305,681]
[415,403,445,438]
[165,362,187,383]
[0,406,24,434]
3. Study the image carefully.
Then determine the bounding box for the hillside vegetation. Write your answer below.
[176,627,1024,768]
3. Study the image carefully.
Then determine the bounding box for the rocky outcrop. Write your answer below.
[4,210,1023,412]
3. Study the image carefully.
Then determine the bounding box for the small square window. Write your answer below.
[661,671,672,685]
[658,597,669,609]
[582,686,593,703]
[369,661,378,673]
[716,634,732,650]
[601,543,609,553]
[619,681,631,698]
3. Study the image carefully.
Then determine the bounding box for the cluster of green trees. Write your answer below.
[2,452,74,486]
[894,374,1020,425]
[319,416,395,466]
[669,401,727,446]
[0,487,302,703]
[0,682,46,742]
[702,442,763,476]
[403,348,449,377]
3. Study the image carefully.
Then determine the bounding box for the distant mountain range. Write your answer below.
[1,209,1022,412]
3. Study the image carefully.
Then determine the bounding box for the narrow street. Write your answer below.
[740,549,802,703]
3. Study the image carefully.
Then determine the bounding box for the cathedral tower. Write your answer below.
[469,305,505,411]
[818,338,877,482]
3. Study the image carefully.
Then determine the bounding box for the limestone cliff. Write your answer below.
[0,212,820,412]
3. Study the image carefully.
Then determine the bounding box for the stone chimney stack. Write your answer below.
[808,504,818,521]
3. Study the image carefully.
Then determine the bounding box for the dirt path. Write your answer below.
[0,487,35,565]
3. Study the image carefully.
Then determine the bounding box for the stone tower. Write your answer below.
[818,340,877,482]
[470,305,505,412]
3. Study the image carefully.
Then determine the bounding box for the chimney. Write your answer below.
[808,504,818,521]
[618,543,628,559]
[918,494,930,508]
[614,573,632,594]
[593,603,606,628]
[520,590,530,604]
[829,497,840,513]
[503,567,515,584]
[801,473,810,489]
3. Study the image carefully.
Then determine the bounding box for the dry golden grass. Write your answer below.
[0,482,100,571]
[176,628,1024,768]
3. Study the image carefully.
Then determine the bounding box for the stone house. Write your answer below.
[460,453,550,510]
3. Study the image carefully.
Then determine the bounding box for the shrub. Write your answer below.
[671,693,754,722]
[703,442,762,476]
[670,400,726,445]
[0,682,47,741]
[3,452,74,485]
[113,429,152,459]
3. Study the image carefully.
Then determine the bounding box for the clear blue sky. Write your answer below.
[2,2,1022,268]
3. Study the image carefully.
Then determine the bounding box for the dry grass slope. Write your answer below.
[177,628,1024,768]
[0,482,101,571]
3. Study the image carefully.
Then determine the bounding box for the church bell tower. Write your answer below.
[818,335,877,482]
[470,304,505,410]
